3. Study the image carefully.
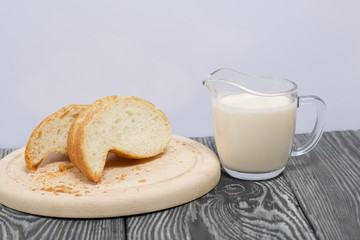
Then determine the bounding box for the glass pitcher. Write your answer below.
[203,68,326,180]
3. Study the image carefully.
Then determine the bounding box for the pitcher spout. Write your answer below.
[202,77,222,97]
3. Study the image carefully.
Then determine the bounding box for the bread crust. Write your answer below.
[25,104,88,171]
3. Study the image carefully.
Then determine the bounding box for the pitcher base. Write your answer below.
[223,166,285,180]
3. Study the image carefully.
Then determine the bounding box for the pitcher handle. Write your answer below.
[291,95,326,156]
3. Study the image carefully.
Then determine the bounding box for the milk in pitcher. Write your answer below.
[213,93,297,173]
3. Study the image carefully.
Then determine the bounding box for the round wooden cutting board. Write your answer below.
[0,135,220,218]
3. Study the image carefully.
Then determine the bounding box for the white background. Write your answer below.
[1,0,359,148]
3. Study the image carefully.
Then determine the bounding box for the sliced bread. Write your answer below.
[67,95,118,169]
[67,96,172,182]
[25,104,89,171]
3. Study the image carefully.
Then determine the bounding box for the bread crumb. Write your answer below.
[40,185,79,195]
[58,163,74,172]
[138,179,146,183]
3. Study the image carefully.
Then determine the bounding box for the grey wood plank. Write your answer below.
[284,130,360,240]
[0,205,126,240]
[0,149,127,240]
[126,137,316,240]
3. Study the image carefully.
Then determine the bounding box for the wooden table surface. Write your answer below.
[0,130,359,240]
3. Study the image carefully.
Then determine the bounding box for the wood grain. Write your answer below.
[126,137,316,240]
[0,206,126,240]
[285,131,360,240]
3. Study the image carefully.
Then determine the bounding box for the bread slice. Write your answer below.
[67,96,172,182]
[25,104,89,171]
[67,96,118,170]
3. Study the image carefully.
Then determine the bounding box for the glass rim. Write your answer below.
[203,68,298,97]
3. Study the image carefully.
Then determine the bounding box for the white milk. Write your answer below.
[213,93,297,173]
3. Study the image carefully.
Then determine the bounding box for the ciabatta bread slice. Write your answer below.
[25,104,89,171]
[67,96,172,182]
